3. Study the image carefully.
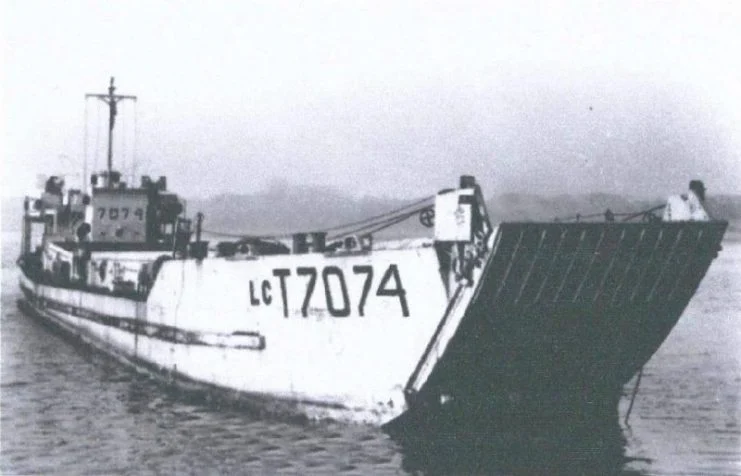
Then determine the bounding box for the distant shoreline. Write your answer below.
[4,192,740,235]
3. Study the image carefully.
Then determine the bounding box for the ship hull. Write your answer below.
[15,285,410,424]
[15,296,373,423]
[16,246,451,426]
[17,220,728,430]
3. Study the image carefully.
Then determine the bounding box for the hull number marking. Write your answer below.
[247,264,409,318]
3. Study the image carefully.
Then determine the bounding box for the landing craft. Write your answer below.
[17,79,728,429]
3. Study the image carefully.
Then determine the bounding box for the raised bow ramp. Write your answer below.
[401,219,727,425]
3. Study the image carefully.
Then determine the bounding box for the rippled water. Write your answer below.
[2,232,739,475]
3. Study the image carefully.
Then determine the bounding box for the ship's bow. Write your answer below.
[399,219,727,429]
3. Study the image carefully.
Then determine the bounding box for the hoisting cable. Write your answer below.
[363,210,423,235]
[328,204,431,241]
[202,195,435,242]
[624,366,644,425]
[322,194,435,233]
[553,204,666,223]
[558,212,606,222]
[621,205,666,222]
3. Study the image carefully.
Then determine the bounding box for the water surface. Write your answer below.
[2,232,739,474]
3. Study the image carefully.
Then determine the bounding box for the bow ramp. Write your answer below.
[399,186,726,424]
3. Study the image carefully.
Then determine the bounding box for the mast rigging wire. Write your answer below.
[132,100,138,185]
[94,100,101,172]
[83,100,89,193]
[121,101,127,179]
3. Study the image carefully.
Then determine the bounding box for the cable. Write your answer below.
[363,210,420,235]
[202,195,435,242]
[94,101,101,172]
[121,100,127,178]
[83,100,89,193]
[322,195,434,233]
[553,204,666,223]
[132,100,138,185]
[621,205,666,222]
[328,205,429,241]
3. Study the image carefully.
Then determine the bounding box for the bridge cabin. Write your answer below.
[20,170,191,297]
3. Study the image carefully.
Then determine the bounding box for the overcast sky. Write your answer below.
[2,1,740,199]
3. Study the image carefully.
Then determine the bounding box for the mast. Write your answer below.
[85,77,137,187]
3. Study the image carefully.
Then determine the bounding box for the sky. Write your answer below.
[2,0,741,199]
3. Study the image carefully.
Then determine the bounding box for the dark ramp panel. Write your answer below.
[422,220,727,420]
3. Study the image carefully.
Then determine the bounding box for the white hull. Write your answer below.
[18,218,731,429]
[18,246,454,426]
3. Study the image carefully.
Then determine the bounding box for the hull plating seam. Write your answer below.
[16,299,356,415]
[19,280,265,350]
